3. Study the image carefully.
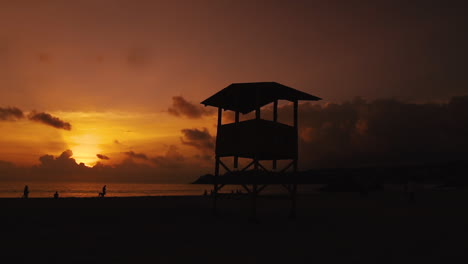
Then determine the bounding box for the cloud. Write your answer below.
[0,107,24,121]
[0,148,204,183]
[168,96,214,119]
[180,128,215,152]
[210,95,468,169]
[3,96,468,184]
[151,145,185,168]
[28,111,72,130]
[284,96,468,168]
[123,147,186,168]
[37,150,87,173]
[30,149,108,181]
[96,154,110,160]
[0,160,15,169]
[59,149,73,159]
[123,151,148,160]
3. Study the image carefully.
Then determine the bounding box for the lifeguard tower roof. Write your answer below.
[201,82,321,114]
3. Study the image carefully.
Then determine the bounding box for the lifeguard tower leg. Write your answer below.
[212,156,220,215]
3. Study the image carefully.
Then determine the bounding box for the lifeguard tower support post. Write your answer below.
[201,82,321,219]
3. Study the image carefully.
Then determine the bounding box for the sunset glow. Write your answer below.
[1,1,467,183]
[2,2,468,263]
[66,134,101,166]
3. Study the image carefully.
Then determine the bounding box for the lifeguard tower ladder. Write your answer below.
[201,82,321,219]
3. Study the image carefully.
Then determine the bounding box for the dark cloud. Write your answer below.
[114,140,121,144]
[0,107,24,121]
[123,147,186,168]
[96,154,110,160]
[123,151,148,160]
[3,96,468,184]
[193,154,212,161]
[168,96,214,119]
[283,96,468,168]
[31,149,106,181]
[59,149,73,159]
[37,148,195,183]
[0,160,14,169]
[212,96,468,169]
[0,149,204,183]
[180,128,215,152]
[151,145,185,168]
[37,149,88,176]
[28,111,72,130]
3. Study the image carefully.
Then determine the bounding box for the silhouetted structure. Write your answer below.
[23,185,29,199]
[54,191,59,199]
[201,82,321,219]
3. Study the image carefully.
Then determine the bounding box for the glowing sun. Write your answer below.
[67,134,102,166]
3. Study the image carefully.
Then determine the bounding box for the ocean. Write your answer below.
[0,182,321,198]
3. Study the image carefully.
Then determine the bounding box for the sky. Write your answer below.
[1,0,467,183]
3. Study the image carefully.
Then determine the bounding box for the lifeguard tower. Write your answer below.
[201,82,321,219]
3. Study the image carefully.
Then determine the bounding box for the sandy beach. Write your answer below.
[2,190,468,263]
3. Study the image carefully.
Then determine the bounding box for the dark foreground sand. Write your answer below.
[1,190,468,263]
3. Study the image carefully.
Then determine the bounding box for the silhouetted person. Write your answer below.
[99,185,107,197]
[54,191,59,199]
[23,185,29,199]
[203,190,208,196]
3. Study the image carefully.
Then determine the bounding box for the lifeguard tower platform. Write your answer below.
[201,82,321,219]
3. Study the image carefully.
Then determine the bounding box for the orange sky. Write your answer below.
[1,0,467,183]
[0,110,216,166]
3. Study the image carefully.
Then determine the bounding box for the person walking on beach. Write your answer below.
[23,185,29,199]
[99,185,107,197]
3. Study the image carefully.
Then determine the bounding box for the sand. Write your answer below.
[1,190,467,263]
